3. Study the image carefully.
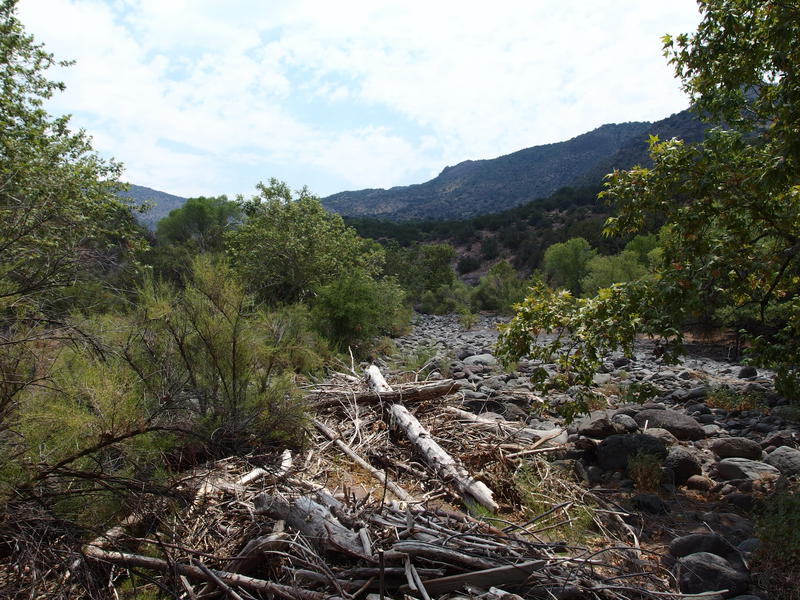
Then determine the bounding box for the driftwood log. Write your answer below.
[314,379,461,408]
[365,365,500,512]
[398,560,545,595]
[253,492,367,558]
[82,546,330,600]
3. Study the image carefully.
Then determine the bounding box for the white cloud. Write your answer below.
[17,0,701,197]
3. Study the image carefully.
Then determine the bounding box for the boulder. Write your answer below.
[611,413,638,432]
[634,409,705,441]
[710,437,763,460]
[764,445,800,476]
[596,434,668,471]
[577,413,623,439]
[664,446,703,484]
[632,493,669,514]
[463,353,497,366]
[676,552,749,597]
[669,533,743,568]
[738,366,758,378]
[686,474,715,491]
[760,430,797,449]
[644,427,679,445]
[716,458,780,481]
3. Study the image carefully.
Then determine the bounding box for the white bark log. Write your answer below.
[388,403,499,512]
[365,364,393,392]
[364,365,499,511]
[253,492,366,557]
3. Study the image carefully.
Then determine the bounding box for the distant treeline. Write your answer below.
[345,184,634,272]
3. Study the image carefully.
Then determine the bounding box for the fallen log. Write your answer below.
[253,492,366,557]
[313,379,461,408]
[83,546,331,600]
[365,365,500,512]
[398,560,545,595]
[312,418,415,502]
[388,541,498,570]
[389,403,499,512]
[446,407,566,446]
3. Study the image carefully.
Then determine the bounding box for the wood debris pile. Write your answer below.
[73,367,684,599]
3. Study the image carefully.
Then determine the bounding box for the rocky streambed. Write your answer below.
[385,313,800,599]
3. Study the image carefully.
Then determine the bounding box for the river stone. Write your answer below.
[641,427,679,445]
[738,366,758,378]
[664,446,702,484]
[578,413,623,439]
[669,533,743,568]
[611,413,638,432]
[760,430,797,449]
[634,409,705,440]
[764,445,800,476]
[676,552,749,597]
[596,434,668,471]
[632,493,669,514]
[463,353,497,366]
[686,474,715,491]
[710,437,763,460]
[716,458,780,481]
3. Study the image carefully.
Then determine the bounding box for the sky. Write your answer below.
[18,1,702,199]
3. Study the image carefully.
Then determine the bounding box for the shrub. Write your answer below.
[627,451,663,492]
[311,269,407,353]
[457,255,482,274]
[706,384,765,412]
[471,260,528,314]
[419,281,472,315]
[753,481,800,600]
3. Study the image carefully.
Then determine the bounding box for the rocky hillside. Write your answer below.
[118,183,187,230]
[323,109,708,221]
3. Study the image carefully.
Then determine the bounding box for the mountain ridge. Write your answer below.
[323,108,707,221]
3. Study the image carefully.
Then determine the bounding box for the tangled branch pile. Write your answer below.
[5,367,702,599]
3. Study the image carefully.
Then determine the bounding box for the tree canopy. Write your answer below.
[155,195,241,251]
[499,0,800,400]
[225,179,383,305]
[1,0,138,309]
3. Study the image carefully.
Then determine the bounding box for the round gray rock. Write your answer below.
[710,437,763,460]
[664,446,703,484]
[716,458,780,481]
[596,434,668,471]
[634,409,705,441]
[611,413,638,433]
[669,533,743,568]
[677,552,749,597]
[764,445,800,476]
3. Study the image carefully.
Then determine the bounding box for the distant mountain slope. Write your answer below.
[323,109,708,221]
[574,109,709,186]
[118,184,187,230]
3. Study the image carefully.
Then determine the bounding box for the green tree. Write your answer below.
[472,260,528,313]
[580,250,648,296]
[0,0,141,433]
[542,237,596,294]
[155,195,240,251]
[311,269,406,352]
[383,241,456,302]
[623,234,660,267]
[225,179,383,304]
[499,0,800,401]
